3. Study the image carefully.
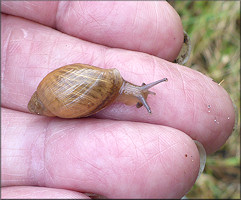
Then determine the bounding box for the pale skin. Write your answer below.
[1,1,235,199]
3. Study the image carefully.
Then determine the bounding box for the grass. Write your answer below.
[169,1,240,199]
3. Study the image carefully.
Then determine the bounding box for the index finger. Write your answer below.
[1,1,183,61]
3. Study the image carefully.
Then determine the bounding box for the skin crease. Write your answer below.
[1,1,235,199]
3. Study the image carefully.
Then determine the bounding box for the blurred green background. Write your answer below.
[168,1,240,199]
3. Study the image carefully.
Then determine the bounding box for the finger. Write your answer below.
[1,186,90,199]
[2,108,200,199]
[1,1,183,61]
[1,15,235,153]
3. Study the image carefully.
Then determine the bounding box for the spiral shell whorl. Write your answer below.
[30,64,123,118]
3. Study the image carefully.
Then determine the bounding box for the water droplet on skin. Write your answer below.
[228,117,230,120]
[207,105,211,113]
[214,118,220,124]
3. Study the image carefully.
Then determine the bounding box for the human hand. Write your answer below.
[1,1,235,199]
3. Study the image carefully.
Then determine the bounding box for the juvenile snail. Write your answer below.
[28,64,168,118]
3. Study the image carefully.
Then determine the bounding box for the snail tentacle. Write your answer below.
[138,96,152,113]
[140,78,168,90]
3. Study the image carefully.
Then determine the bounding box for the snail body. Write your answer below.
[28,64,167,118]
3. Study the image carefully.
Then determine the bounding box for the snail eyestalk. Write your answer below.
[140,78,168,90]
[138,96,152,113]
[118,78,168,114]
[138,78,168,113]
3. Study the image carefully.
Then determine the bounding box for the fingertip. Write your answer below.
[156,2,184,61]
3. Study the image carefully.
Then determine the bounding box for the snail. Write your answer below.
[28,63,168,118]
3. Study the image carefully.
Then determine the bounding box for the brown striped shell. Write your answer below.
[28,63,167,118]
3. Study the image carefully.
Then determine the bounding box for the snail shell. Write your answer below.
[28,63,167,118]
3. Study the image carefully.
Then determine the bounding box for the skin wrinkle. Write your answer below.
[77,2,92,24]
[105,125,143,176]
[2,135,30,184]
[10,189,48,198]
[202,72,216,92]
[29,118,48,186]
[77,3,93,27]
[122,129,143,163]
[23,1,36,11]
[44,159,56,187]
[8,40,22,57]
[44,120,77,187]
[108,126,121,158]
[46,127,74,145]
[175,67,198,133]
[108,4,125,44]
[53,174,82,182]
[103,129,127,178]
[135,143,170,174]
[2,178,31,184]
[112,136,133,160]
[57,38,76,62]
[131,2,138,49]
[85,121,116,137]
[151,55,165,84]
[123,126,172,178]
[68,152,104,187]
[105,127,124,160]
[2,120,9,144]
[140,174,148,198]
[83,162,108,189]
[153,2,159,52]
[72,4,85,27]
[22,30,33,93]
[62,148,108,193]
[65,3,72,24]
[1,27,12,82]
[83,2,106,28]
[191,92,198,139]
[69,151,102,172]
[134,3,143,52]
[55,1,65,25]
[3,171,26,176]
[1,1,11,10]
[47,34,60,68]
[53,1,61,29]
[176,65,187,99]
